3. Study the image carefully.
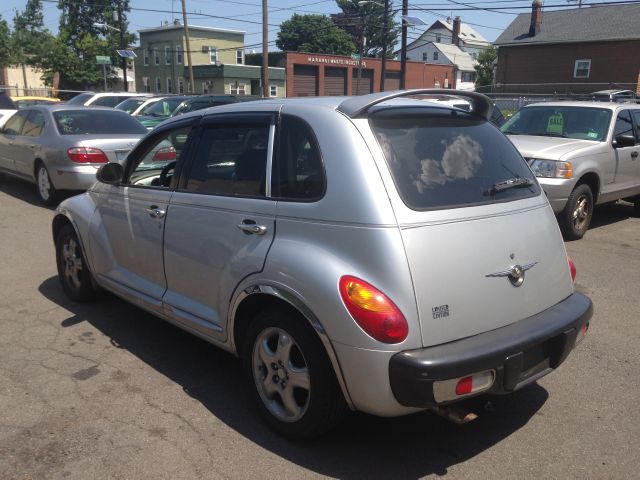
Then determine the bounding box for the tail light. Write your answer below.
[152,145,177,161]
[339,275,408,343]
[67,147,109,164]
[568,256,577,282]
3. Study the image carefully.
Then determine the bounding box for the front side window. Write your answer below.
[128,126,192,188]
[574,59,591,78]
[210,47,218,64]
[272,115,324,200]
[236,49,244,64]
[22,111,45,137]
[183,122,270,197]
[633,111,640,141]
[613,110,633,139]
[3,110,29,135]
[371,108,539,210]
[501,106,612,141]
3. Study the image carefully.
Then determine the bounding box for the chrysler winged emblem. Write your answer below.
[485,262,538,287]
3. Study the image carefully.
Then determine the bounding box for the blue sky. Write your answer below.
[0,0,622,48]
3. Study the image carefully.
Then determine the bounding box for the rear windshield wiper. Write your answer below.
[484,177,534,196]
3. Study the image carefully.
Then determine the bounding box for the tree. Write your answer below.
[0,15,12,67]
[333,0,399,58]
[277,14,355,55]
[474,46,497,89]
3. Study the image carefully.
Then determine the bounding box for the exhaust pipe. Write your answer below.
[430,405,478,424]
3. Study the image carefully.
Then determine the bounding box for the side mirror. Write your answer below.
[96,162,124,185]
[613,134,636,148]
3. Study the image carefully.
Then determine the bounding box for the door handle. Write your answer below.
[145,205,166,218]
[631,151,638,159]
[237,223,268,235]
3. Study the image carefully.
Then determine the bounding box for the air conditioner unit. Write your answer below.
[201,46,210,53]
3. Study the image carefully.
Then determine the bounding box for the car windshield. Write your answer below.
[53,110,147,135]
[141,98,187,117]
[370,107,539,210]
[65,93,94,105]
[501,106,612,141]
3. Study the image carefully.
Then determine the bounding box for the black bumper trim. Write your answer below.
[389,292,593,407]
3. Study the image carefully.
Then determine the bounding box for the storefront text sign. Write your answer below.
[307,56,367,67]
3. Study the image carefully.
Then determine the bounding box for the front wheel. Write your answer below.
[55,224,98,302]
[36,163,58,205]
[242,308,347,439]
[560,184,593,240]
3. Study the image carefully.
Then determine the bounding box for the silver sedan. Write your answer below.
[0,105,147,204]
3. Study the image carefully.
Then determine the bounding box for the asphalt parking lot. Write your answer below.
[1,176,638,480]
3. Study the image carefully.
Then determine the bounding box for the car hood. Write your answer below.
[507,135,600,160]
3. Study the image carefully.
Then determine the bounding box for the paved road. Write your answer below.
[1,176,638,480]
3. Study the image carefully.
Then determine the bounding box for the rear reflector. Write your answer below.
[575,322,589,346]
[339,275,408,344]
[67,147,109,164]
[433,370,495,403]
[455,376,473,395]
[568,257,577,282]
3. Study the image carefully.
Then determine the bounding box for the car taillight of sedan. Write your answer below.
[67,147,109,164]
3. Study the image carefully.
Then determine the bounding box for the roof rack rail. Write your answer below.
[337,89,493,121]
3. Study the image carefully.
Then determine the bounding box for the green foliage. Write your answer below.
[474,46,497,88]
[277,14,355,55]
[333,0,399,58]
[0,16,11,67]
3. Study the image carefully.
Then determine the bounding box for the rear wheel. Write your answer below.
[633,196,640,217]
[242,307,347,439]
[560,184,593,240]
[55,224,97,302]
[36,163,58,205]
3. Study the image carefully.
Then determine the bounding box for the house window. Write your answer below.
[236,49,244,65]
[202,82,209,94]
[436,34,442,43]
[209,47,218,64]
[176,45,183,64]
[178,77,184,94]
[270,85,277,97]
[461,71,476,83]
[422,52,428,61]
[165,46,171,65]
[230,83,246,95]
[574,59,591,78]
[154,48,159,65]
[187,81,191,93]
[143,49,149,66]
[143,77,150,93]
[433,52,439,61]
[167,77,173,93]
[155,77,161,92]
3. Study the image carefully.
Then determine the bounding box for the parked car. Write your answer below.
[0,105,147,204]
[114,96,153,114]
[135,95,195,129]
[429,95,507,127]
[65,92,151,108]
[590,89,638,103]
[52,89,592,439]
[0,91,17,128]
[501,101,640,239]
[12,96,61,109]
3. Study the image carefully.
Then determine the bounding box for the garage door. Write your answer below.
[384,71,400,91]
[352,69,373,95]
[324,67,347,96]
[293,65,318,97]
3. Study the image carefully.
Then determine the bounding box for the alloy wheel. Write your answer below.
[62,237,83,290]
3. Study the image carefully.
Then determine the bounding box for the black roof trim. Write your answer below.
[337,89,493,121]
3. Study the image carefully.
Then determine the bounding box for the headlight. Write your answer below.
[529,159,573,179]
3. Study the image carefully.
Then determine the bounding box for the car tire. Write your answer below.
[36,162,58,205]
[55,224,97,302]
[633,196,640,217]
[242,307,347,439]
[560,184,593,240]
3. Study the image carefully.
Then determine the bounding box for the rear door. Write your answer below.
[161,113,276,338]
[13,110,46,177]
[89,118,198,307]
[0,110,29,173]
[369,108,574,347]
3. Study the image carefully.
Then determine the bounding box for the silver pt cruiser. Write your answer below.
[52,90,593,438]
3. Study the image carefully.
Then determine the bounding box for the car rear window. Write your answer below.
[53,110,147,135]
[370,107,539,210]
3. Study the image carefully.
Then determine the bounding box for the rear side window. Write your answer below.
[272,115,324,200]
[613,110,633,138]
[370,108,539,210]
[92,96,131,108]
[53,110,147,135]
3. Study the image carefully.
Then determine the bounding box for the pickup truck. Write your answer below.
[502,101,640,239]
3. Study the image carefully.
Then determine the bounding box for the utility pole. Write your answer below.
[262,0,269,97]
[181,0,195,94]
[116,1,128,91]
[399,0,408,89]
[380,0,389,91]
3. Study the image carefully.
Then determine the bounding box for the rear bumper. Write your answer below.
[51,165,100,191]
[389,292,593,407]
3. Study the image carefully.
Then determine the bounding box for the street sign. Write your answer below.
[96,55,112,65]
[351,53,361,60]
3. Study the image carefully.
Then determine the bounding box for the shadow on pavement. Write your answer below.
[0,174,78,209]
[588,201,636,230]
[39,275,549,478]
